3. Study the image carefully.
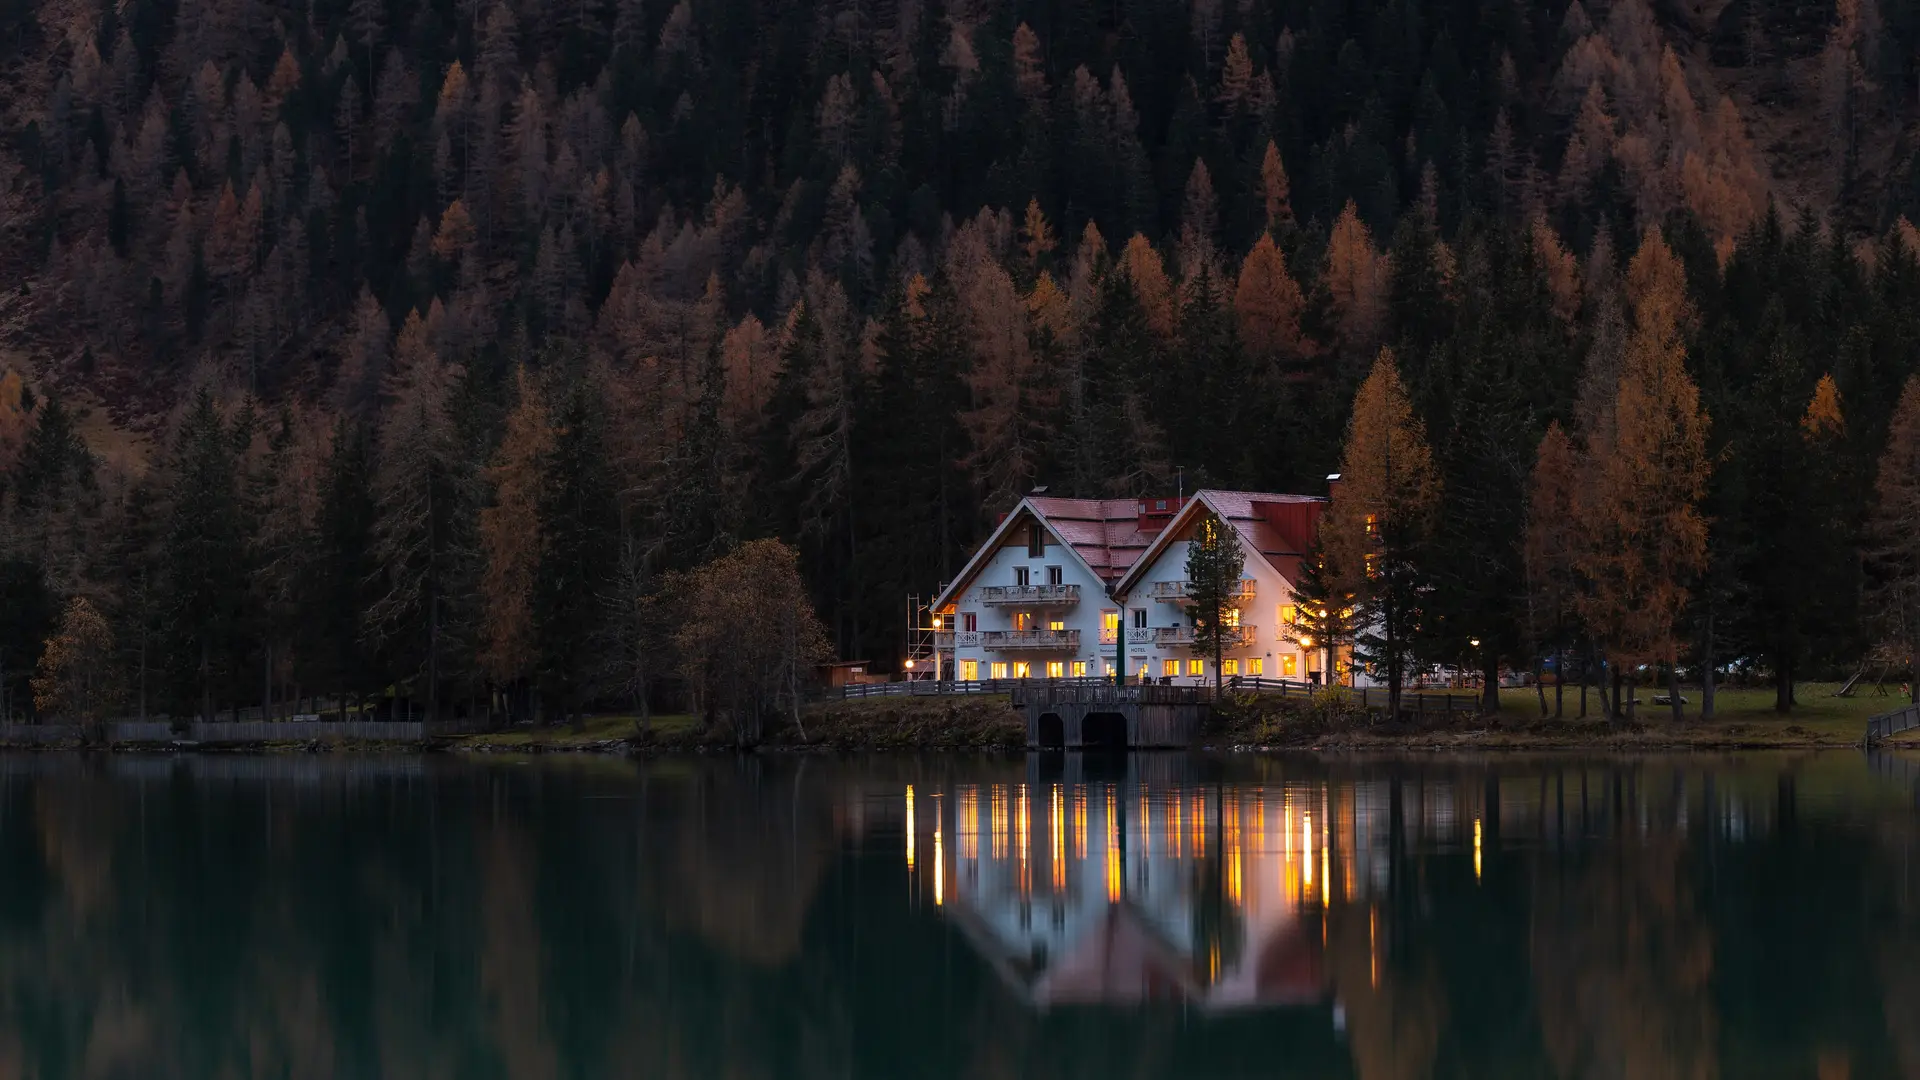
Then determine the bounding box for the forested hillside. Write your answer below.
[5,0,1920,721]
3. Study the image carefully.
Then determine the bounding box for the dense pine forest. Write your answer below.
[7,0,1920,721]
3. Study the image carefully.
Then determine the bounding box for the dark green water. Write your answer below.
[1,751,1918,1079]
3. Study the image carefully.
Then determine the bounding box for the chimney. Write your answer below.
[1325,473,1342,501]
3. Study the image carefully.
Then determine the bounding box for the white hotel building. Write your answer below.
[931,490,1333,686]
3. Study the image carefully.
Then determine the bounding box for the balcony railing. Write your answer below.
[1153,626,1256,648]
[980,629,1081,650]
[979,583,1081,606]
[1149,579,1256,603]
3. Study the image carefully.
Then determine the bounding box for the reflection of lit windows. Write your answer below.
[1046,660,1065,678]
[1282,654,1298,676]
[1013,661,1032,678]
[1249,657,1264,675]
[1187,659,1204,677]
[960,659,979,681]
[990,662,1009,679]
[1163,659,1179,677]
[1222,659,1239,676]
[1071,660,1087,677]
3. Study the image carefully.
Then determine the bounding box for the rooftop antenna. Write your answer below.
[1176,465,1184,502]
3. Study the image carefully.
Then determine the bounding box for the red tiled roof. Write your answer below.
[1197,490,1325,584]
[1024,497,1161,582]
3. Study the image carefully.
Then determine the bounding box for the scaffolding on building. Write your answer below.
[903,590,947,680]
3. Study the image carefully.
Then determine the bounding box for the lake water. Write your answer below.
[1,751,1917,1078]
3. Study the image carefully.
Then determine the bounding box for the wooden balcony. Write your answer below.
[1149,579,1256,603]
[980,629,1081,650]
[1153,626,1256,648]
[979,583,1081,606]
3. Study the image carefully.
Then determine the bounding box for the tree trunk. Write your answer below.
[1482,650,1499,714]
[1554,642,1565,719]
[1700,609,1716,720]
[1668,664,1684,724]
[1774,655,1793,714]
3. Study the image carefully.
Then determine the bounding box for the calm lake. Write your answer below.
[0,751,1917,1079]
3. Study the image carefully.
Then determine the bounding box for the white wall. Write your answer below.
[946,516,1118,681]
[1123,530,1315,686]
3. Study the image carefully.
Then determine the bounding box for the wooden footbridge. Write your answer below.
[1009,683,1212,750]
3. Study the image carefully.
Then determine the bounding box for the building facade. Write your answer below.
[931,490,1334,687]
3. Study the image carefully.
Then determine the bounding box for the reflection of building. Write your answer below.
[903,772,1405,1013]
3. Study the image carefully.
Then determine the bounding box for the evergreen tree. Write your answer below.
[1184,512,1247,697]
[158,390,251,723]
[535,381,618,725]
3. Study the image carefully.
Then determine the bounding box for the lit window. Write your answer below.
[1224,608,1241,627]
[1048,619,1064,631]
[1249,657,1265,676]
[1187,659,1204,677]
[1136,663,1151,680]
[1103,611,1121,631]
[1104,660,1116,676]
[1073,661,1088,677]
[1222,659,1240,676]
[1163,659,1179,677]
[960,660,979,681]
[1046,661,1065,678]
[1015,612,1033,630]
[1013,661,1032,678]
[1283,655,1298,677]
[991,662,1009,679]
[1281,604,1297,626]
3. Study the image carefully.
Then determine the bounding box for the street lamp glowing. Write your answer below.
[1470,638,1481,648]
[1300,637,1313,648]
[905,659,915,669]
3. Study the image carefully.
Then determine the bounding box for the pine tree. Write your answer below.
[1579,229,1711,721]
[1328,348,1440,716]
[535,380,617,726]
[32,596,117,731]
[479,366,552,700]
[159,390,250,723]
[367,312,472,720]
[308,418,379,720]
[1185,512,1247,697]
[1869,375,1920,703]
[1525,423,1581,717]
[1282,541,1359,686]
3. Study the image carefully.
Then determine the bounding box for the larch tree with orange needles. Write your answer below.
[1525,422,1581,718]
[1868,376,1920,704]
[1327,348,1441,716]
[1577,229,1710,723]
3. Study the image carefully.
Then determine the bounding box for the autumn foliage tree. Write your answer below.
[669,540,831,744]
[1525,423,1581,717]
[478,366,552,711]
[32,596,118,732]
[1577,230,1711,722]
[1327,349,1441,715]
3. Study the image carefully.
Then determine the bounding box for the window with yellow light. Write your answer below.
[1282,654,1298,676]
[1162,659,1178,677]
[1013,661,1032,678]
[1072,660,1088,677]
[960,659,979,681]
[1187,659,1204,677]
[1046,660,1065,678]
[990,662,1008,679]
[1222,659,1239,676]
[1249,657,1264,675]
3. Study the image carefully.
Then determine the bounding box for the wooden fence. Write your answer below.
[827,675,1486,719]
[1866,702,1920,745]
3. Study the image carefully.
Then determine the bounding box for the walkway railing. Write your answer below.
[1866,701,1920,745]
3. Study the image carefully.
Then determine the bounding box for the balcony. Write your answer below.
[980,629,1081,650]
[1153,626,1256,648]
[979,583,1081,606]
[1149,579,1255,603]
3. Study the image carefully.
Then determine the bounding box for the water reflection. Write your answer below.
[0,752,1914,1078]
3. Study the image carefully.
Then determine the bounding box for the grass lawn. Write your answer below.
[1482,681,1899,738]
[453,713,699,749]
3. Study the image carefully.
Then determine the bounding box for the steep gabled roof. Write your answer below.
[1113,489,1325,596]
[931,498,1145,612]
